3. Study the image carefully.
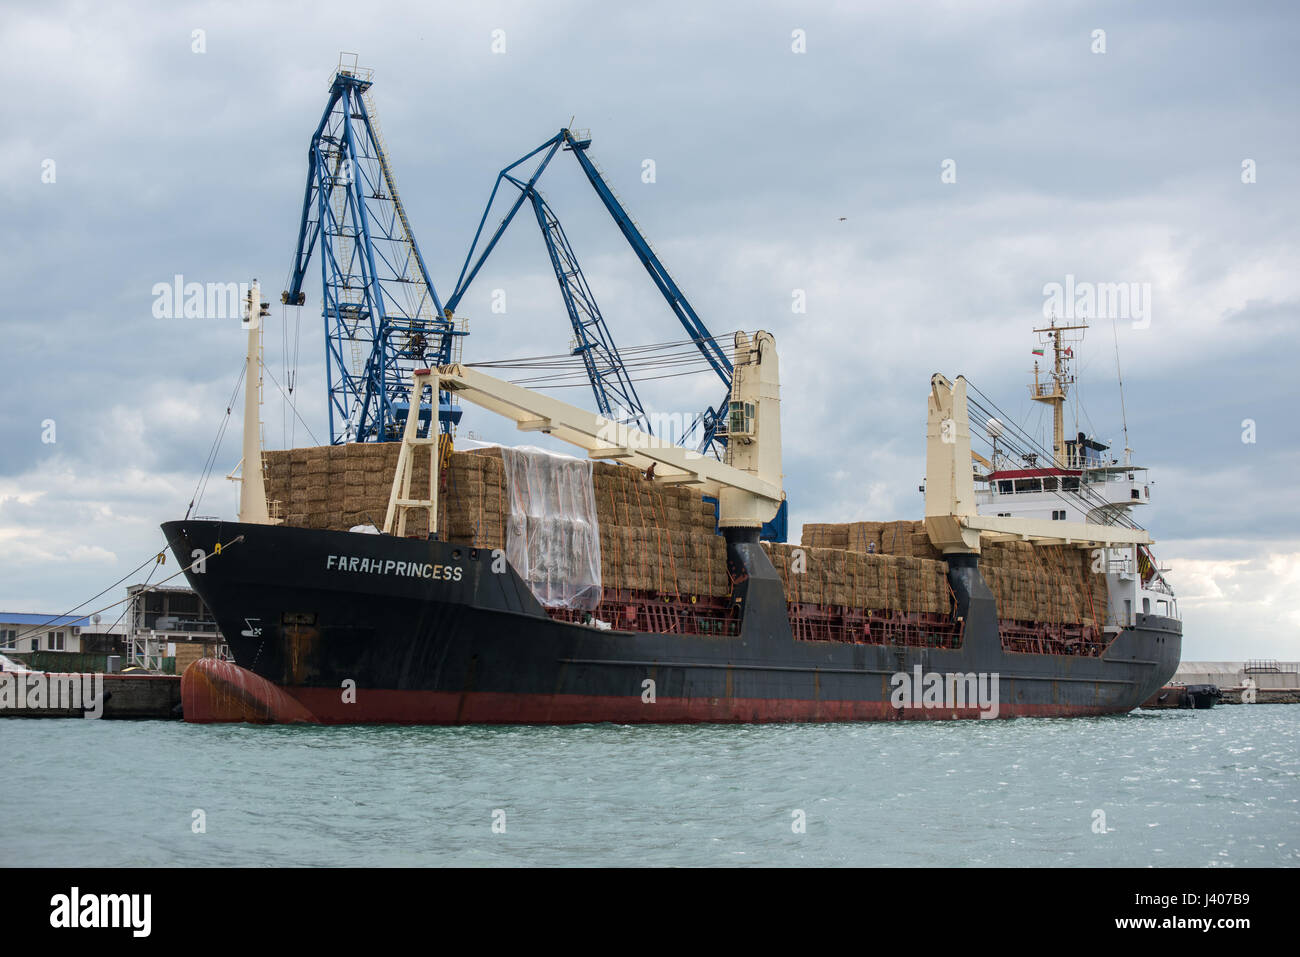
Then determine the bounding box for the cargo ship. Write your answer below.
[165,295,1181,723]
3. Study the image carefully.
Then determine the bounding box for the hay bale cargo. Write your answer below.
[798,519,1107,626]
[263,444,730,598]
[263,447,1104,625]
[762,542,951,617]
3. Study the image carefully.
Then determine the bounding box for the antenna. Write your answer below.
[1030,321,1087,467]
[1110,315,1131,464]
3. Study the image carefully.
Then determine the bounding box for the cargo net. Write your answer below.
[501,446,602,611]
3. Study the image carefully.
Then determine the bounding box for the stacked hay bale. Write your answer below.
[802,520,943,561]
[799,519,1106,625]
[801,523,849,549]
[978,541,1107,626]
[589,461,728,598]
[763,543,951,616]
[265,444,506,542]
[262,444,730,598]
[265,443,401,532]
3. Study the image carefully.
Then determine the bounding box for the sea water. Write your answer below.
[0,706,1295,866]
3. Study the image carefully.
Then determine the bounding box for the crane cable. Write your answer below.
[966,383,1143,531]
[465,332,743,388]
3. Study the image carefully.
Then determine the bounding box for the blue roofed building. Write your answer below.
[0,613,93,654]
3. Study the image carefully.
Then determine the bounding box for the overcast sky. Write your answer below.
[2,0,1296,659]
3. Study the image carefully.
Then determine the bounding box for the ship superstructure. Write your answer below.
[974,323,1179,629]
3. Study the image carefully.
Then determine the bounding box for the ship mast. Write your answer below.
[1029,322,1087,467]
[238,280,272,524]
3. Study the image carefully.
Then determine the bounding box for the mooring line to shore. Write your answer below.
[5,536,245,649]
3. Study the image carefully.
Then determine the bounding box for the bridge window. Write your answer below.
[1014,478,1042,493]
[997,481,1013,495]
[1043,477,1058,491]
[1062,477,1080,491]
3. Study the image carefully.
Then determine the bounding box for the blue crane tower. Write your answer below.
[281,57,461,444]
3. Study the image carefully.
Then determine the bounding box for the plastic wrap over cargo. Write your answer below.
[501,445,603,610]
[262,444,731,596]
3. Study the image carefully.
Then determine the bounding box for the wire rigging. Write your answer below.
[1110,315,1131,458]
[4,549,171,647]
[463,331,742,389]
[185,365,246,519]
[264,362,322,448]
[6,538,246,650]
[965,380,1144,531]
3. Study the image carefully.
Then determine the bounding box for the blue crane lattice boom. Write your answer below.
[282,59,460,444]
[446,129,733,455]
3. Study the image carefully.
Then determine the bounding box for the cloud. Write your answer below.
[1161,543,1300,658]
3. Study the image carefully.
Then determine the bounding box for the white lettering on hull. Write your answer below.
[325,554,463,582]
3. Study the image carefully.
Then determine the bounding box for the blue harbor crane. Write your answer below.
[445,129,735,457]
[281,57,461,444]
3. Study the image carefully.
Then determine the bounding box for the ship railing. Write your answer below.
[998,620,1109,657]
[1245,659,1294,674]
[1144,577,1175,597]
[786,607,964,650]
[1105,553,1135,573]
[1079,470,1140,492]
[333,52,373,84]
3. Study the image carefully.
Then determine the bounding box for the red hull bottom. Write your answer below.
[181,658,318,724]
[288,689,1122,723]
[181,660,1122,724]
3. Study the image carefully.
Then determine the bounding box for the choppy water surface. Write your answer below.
[1,706,1295,866]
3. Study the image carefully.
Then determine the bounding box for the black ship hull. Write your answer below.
[162,520,1182,724]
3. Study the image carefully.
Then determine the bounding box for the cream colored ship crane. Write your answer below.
[231,280,277,525]
[924,374,1150,554]
[385,331,786,537]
